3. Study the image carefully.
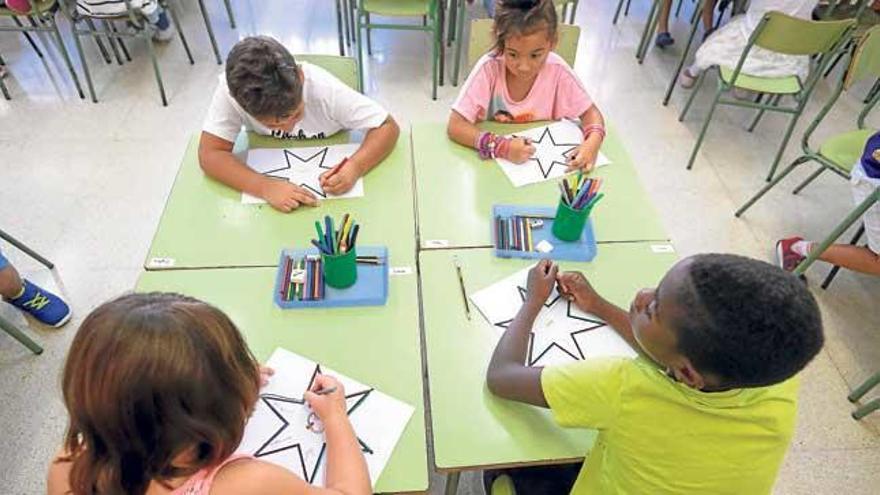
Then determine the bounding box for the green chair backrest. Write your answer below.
[846,24,880,89]
[360,0,436,17]
[295,54,360,93]
[467,18,580,71]
[754,11,856,56]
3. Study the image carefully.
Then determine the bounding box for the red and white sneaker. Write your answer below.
[776,237,806,272]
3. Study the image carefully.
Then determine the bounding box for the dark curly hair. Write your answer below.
[225,36,303,119]
[493,0,558,53]
[672,254,823,389]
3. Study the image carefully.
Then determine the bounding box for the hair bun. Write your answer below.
[499,0,542,10]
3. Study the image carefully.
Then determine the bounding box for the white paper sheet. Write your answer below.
[495,120,611,187]
[470,266,636,367]
[242,144,364,204]
[236,348,414,488]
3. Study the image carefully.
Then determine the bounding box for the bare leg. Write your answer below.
[703,0,717,31]
[658,0,673,33]
[816,244,880,276]
[0,265,24,299]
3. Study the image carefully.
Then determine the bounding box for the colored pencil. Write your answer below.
[348,224,360,251]
[526,217,533,251]
[280,256,291,299]
[323,157,349,182]
[295,258,303,301]
[336,213,350,251]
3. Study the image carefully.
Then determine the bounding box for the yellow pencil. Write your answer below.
[526,218,533,252]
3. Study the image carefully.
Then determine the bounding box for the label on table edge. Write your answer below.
[424,239,450,248]
[390,266,414,276]
[650,244,675,254]
[147,257,176,268]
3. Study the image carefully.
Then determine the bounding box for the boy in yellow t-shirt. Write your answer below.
[486,254,823,494]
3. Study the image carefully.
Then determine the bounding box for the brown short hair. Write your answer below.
[226,36,303,119]
[493,0,558,53]
[59,293,260,494]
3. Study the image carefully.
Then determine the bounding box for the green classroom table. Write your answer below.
[144,132,416,270]
[136,267,429,494]
[418,244,678,491]
[412,122,668,249]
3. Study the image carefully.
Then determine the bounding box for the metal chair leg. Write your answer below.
[663,0,704,106]
[0,313,43,355]
[686,85,723,170]
[84,18,112,64]
[144,35,168,106]
[433,9,440,99]
[0,70,9,100]
[452,0,465,86]
[820,226,864,289]
[366,13,372,55]
[109,22,132,62]
[342,0,352,47]
[766,109,803,182]
[48,16,86,99]
[102,20,125,65]
[734,156,810,217]
[792,166,826,195]
[355,10,365,93]
[613,0,626,24]
[12,17,44,58]
[444,472,461,495]
[196,0,222,64]
[849,371,880,402]
[853,398,880,420]
[447,0,457,47]
[625,0,633,16]
[636,0,662,63]
[222,0,236,28]
[747,94,782,133]
[0,229,54,269]
[70,21,97,103]
[866,78,880,104]
[679,69,708,121]
[438,2,445,87]
[335,0,345,55]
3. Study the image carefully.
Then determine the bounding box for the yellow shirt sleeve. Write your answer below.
[541,357,630,430]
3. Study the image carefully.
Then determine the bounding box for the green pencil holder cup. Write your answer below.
[552,199,589,242]
[322,248,357,289]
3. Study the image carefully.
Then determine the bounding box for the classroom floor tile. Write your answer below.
[1,0,878,493]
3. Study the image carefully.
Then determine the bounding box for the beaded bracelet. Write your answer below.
[476,131,496,160]
[582,124,606,141]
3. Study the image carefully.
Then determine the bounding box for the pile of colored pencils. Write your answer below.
[312,214,359,255]
[280,255,324,301]
[495,215,537,252]
[560,173,604,212]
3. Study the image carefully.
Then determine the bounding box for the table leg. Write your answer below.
[662,0,704,106]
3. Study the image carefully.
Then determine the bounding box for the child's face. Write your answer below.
[628,259,707,387]
[502,29,557,82]
[257,101,305,134]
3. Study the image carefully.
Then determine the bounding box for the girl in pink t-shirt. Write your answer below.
[47,293,371,495]
[448,0,605,170]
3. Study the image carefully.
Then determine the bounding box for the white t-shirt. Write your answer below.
[202,62,389,143]
[744,0,818,33]
[76,0,159,17]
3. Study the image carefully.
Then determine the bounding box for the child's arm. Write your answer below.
[198,132,319,212]
[486,260,558,407]
[447,110,535,164]
[567,105,606,172]
[319,116,400,195]
[557,271,637,349]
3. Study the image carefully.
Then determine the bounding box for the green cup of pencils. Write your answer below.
[313,214,360,289]
[552,174,604,242]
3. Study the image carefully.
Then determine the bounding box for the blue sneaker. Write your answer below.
[6,279,71,328]
[655,32,675,48]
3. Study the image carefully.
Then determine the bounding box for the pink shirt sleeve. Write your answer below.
[552,66,594,121]
[451,55,497,123]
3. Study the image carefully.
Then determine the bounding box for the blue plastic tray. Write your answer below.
[492,205,597,262]
[273,246,388,309]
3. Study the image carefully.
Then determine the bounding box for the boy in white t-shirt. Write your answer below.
[199,36,399,213]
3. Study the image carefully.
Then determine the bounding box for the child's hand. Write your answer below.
[526,259,558,308]
[259,366,274,387]
[567,140,599,172]
[557,271,603,314]
[304,374,347,422]
[260,179,319,213]
[319,165,359,196]
[508,137,536,164]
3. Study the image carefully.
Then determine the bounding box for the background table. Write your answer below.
[412,122,668,249]
[418,244,677,487]
[144,132,416,270]
[136,266,428,493]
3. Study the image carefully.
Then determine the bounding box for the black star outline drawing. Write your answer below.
[495,285,606,366]
[252,364,374,484]
[261,148,335,199]
[514,127,579,179]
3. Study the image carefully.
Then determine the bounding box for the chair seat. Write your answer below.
[0,0,55,17]
[362,0,432,16]
[819,128,876,172]
[719,66,803,94]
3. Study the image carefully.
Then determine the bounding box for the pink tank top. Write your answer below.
[169,454,254,495]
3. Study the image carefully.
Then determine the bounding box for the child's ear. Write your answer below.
[672,360,706,390]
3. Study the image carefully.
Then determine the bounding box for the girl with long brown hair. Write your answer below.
[47,292,370,495]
